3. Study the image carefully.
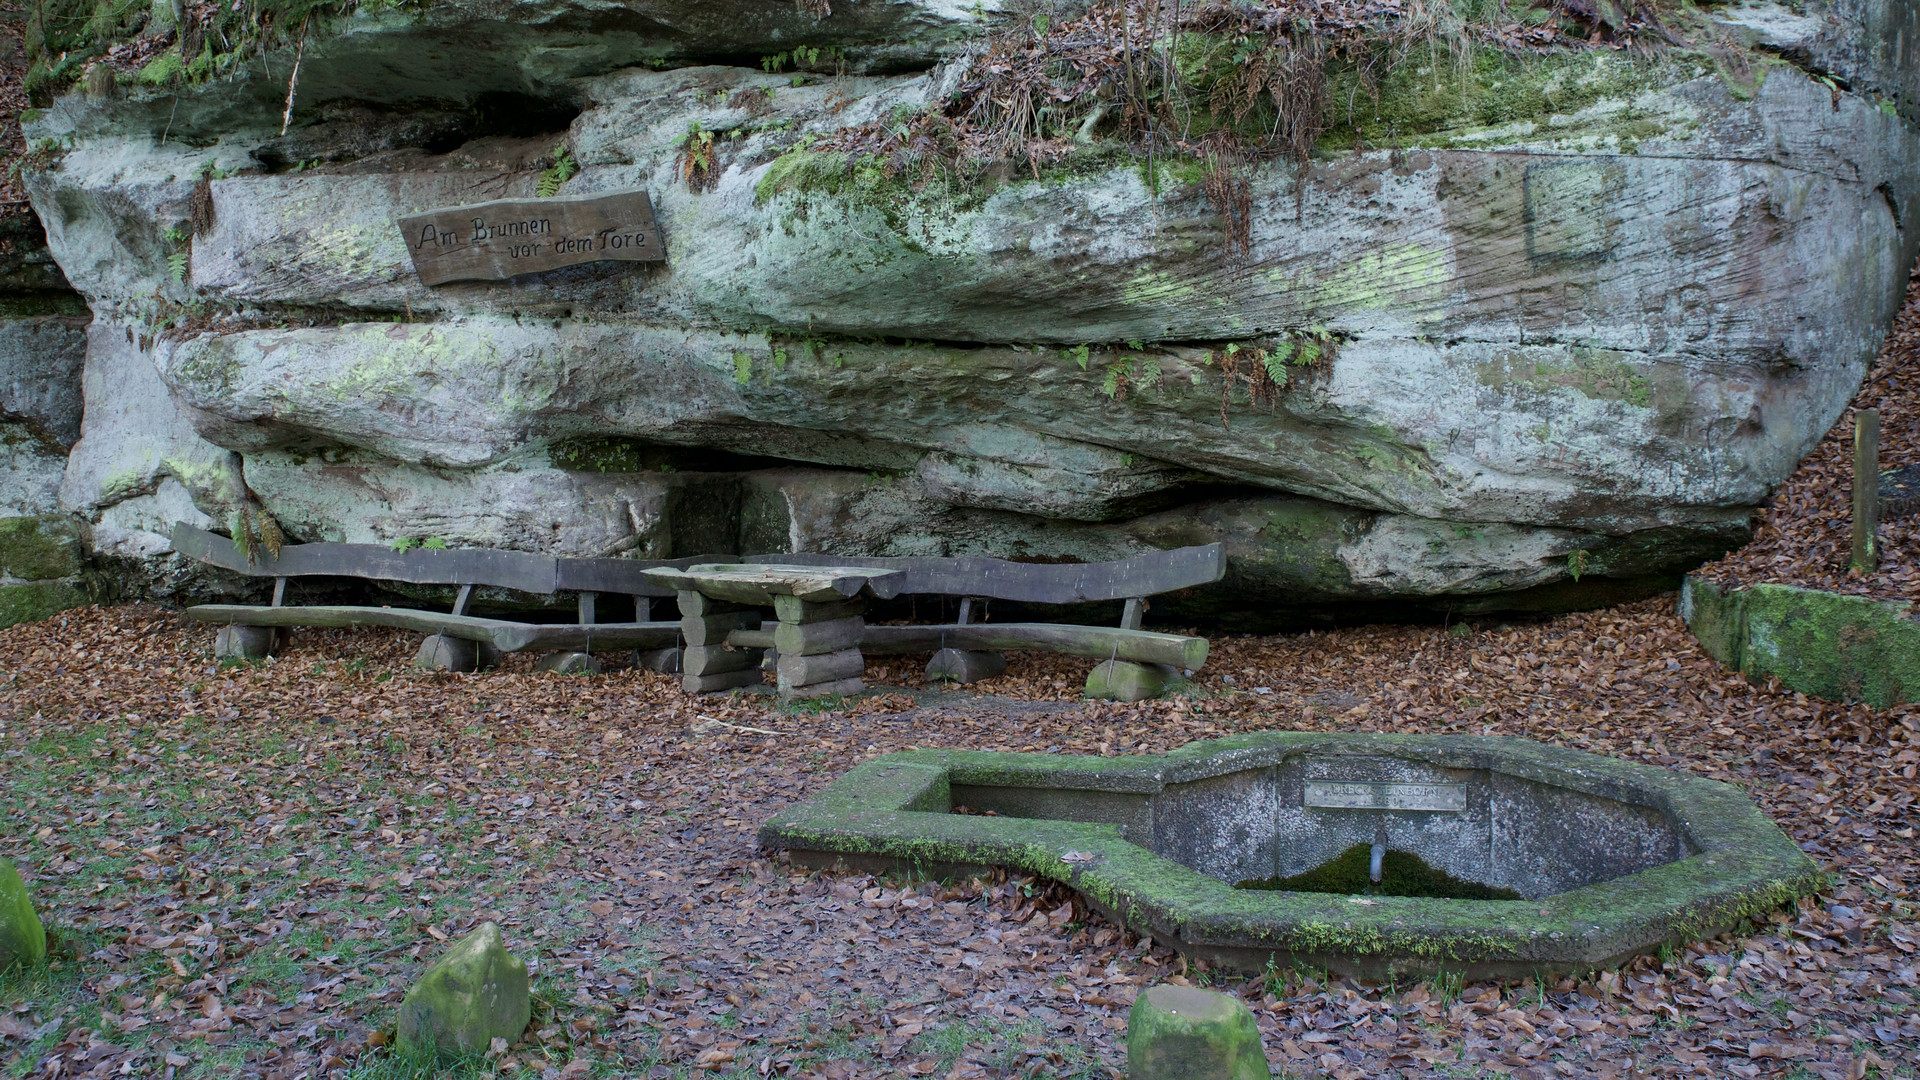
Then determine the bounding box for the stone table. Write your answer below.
[642,563,903,699]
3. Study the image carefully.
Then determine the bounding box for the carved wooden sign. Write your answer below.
[397,189,664,286]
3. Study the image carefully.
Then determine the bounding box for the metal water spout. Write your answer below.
[1370,820,1388,884]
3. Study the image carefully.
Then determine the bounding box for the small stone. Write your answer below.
[0,858,46,971]
[636,646,683,674]
[925,648,1006,684]
[1126,984,1270,1080]
[214,624,283,660]
[535,651,601,675]
[415,634,479,671]
[395,921,530,1059]
[1085,659,1176,702]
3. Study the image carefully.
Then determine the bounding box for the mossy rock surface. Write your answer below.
[0,859,47,972]
[1237,844,1522,900]
[0,516,85,581]
[395,921,530,1058]
[1681,575,1920,707]
[0,581,90,629]
[1126,984,1270,1080]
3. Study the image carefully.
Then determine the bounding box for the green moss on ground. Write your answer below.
[1236,844,1522,900]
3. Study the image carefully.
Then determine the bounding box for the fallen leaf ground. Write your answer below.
[0,600,1915,1080]
[1696,263,1920,602]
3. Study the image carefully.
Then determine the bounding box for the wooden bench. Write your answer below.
[726,544,1224,701]
[171,523,704,672]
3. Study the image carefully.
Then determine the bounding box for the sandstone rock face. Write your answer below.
[15,2,1920,621]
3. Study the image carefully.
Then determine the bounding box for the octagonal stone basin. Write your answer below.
[761,734,1822,979]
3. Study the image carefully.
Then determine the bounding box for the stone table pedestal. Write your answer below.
[644,563,902,700]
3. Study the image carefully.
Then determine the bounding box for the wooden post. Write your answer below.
[1853,408,1880,573]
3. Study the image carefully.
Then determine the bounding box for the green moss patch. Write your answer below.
[1237,844,1522,900]
[1681,575,1920,708]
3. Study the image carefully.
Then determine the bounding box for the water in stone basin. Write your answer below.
[1145,754,1695,901]
[1234,844,1522,900]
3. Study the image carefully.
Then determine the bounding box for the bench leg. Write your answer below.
[926,648,1006,685]
[1085,660,1178,702]
[415,634,479,672]
[537,651,602,675]
[215,625,282,660]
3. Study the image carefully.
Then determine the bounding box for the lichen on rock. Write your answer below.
[394,921,530,1059]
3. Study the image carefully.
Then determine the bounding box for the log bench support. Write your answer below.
[771,594,866,700]
[925,598,1006,686]
[677,592,764,693]
[214,625,287,660]
[1080,597,1173,702]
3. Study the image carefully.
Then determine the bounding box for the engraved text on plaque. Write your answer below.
[398,189,664,286]
[1302,780,1467,812]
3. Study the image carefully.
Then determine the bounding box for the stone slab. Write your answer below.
[676,590,756,618]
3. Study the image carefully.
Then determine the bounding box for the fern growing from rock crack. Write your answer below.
[537,147,577,197]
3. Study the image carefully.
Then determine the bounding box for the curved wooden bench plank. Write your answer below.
[488,622,681,652]
[185,605,680,652]
[553,553,737,596]
[173,524,559,594]
[730,622,1208,669]
[742,544,1224,604]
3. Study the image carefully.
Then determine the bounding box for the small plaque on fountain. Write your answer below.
[1303,780,1467,812]
[397,189,664,286]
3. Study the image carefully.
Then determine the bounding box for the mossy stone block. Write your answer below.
[0,516,85,581]
[1126,984,1269,1080]
[1085,660,1176,702]
[395,921,530,1058]
[0,858,47,971]
[1682,575,1920,707]
[0,580,89,629]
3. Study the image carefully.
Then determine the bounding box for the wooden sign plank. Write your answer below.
[397,189,664,286]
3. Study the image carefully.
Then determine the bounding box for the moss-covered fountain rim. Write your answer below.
[759,732,1825,977]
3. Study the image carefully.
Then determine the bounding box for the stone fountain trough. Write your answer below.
[761,734,1822,978]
